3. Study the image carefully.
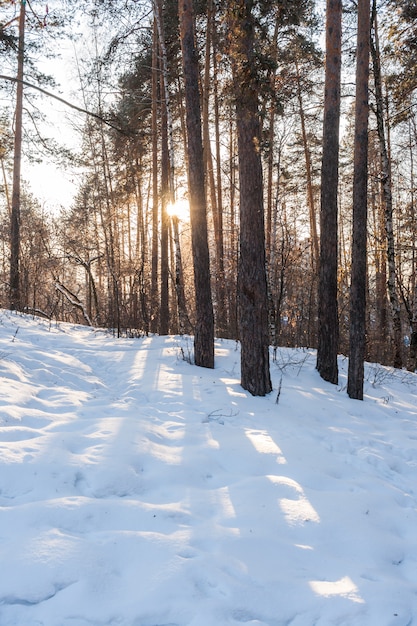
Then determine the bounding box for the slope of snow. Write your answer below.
[0,310,416,626]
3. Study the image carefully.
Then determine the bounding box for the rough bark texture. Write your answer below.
[347,0,371,400]
[179,0,214,368]
[228,0,272,396]
[317,0,342,384]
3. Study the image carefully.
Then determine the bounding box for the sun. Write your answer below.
[166,198,190,221]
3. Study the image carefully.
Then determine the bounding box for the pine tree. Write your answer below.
[178,0,214,368]
[317,0,342,384]
[227,0,272,396]
[347,0,371,400]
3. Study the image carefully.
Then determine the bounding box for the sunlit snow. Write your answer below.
[0,309,416,625]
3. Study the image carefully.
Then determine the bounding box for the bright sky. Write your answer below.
[26,160,78,212]
[0,0,91,213]
[22,34,85,212]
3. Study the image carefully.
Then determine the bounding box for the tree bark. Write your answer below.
[159,84,170,335]
[213,29,228,336]
[150,17,159,334]
[370,3,402,368]
[171,215,192,334]
[178,0,214,368]
[202,0,227,337]
[227,0,272,396]
[347,0,371,400]
[153,1,174,335]
[317,0,342,384]
[296,59,320,271]
[10,0,25,311]
[409,118,417,371]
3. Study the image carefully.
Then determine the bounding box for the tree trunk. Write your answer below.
[370,3,402,368]
[10,0,25,311]
[159,86,170,335]
[296,59,320,271]
[227,0,272,396]
[213,28,228,336]
[153,0,175,201]
[150,17,159,334]
[202,0,227,337]
[153,1,173,335]
[228,111,238,340]
[172,215,192,334]
[347,0,371,400]
[317,0,342,384]
[178,0,214,368]
[409,119,417,371]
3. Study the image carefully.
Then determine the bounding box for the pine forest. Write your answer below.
[0,0,416,398]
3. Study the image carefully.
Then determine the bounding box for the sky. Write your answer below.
[0,309,416,625]
[23,40,85,213]
[0,0,97,214]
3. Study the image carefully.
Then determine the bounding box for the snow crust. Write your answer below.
[0,310,416,625]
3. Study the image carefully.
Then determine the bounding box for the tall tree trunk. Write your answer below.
[371,171,388,363]
[178,0,214,368]
[317,0,342,384]
[10,0,25,311]
[347,0,371,400]
[153,2,171,335]
[228,111,238,339]
[95,111,120,335]
[227,0,272,396]
[155,0,189,337]
[265,18,279,263]
[370,3,402,368]
[153,0,175,202]
[296,59,320,271]
[202,0,227,337]
[150,17,159,334]
[159,86,170,335]
[409,118,417,371]
[213,39,229,335]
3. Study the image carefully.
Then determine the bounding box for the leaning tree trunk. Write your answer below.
[227,0,272,396]
[347,0,371,400]
[316,0,342,384]
[178,0,214,368]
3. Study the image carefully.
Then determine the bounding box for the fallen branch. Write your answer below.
[55,282,92,326]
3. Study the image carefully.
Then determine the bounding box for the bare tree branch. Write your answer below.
[0,74,129,135]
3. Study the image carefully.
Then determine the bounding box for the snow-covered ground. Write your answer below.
[0,310,416,626]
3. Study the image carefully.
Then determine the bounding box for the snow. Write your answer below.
[0,310,416,626]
